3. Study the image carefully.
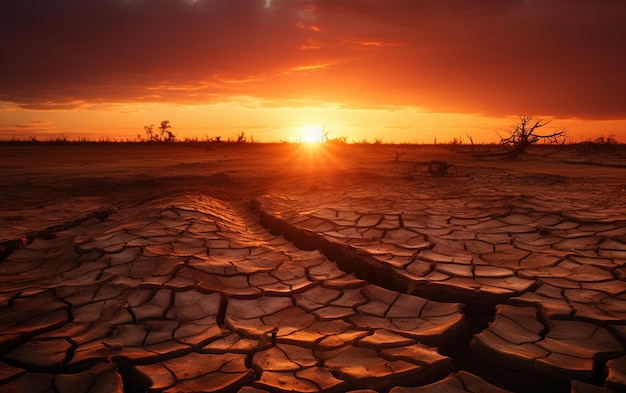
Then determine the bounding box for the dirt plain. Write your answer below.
[1,142,626,393]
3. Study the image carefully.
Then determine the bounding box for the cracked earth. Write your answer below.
[1,143,625,393]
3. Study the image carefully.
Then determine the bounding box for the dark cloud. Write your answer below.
[0,0,312,105]
[1,0,624,119]
[308,0,626,118]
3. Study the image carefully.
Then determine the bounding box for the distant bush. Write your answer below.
[327,136,348,145]
[573,134,622,156]
[144,120,176,142]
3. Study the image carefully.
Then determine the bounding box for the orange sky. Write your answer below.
[1,1,625,143]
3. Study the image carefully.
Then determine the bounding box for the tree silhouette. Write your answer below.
[144,124,157,142]
[321,126,331,143]
[498,115,566,158]
[159,120,175,142]
[144,121,176,142]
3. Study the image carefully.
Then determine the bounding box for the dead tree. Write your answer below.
[144,124,158,142]
[498,115,566,158]
[159,120,176,142]
[321,126,332,144]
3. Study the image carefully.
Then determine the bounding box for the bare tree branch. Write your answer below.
[499,115,566,157]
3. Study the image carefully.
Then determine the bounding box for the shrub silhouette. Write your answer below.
[144,120,176,142]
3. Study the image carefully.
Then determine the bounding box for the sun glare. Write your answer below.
[300,125,324,144]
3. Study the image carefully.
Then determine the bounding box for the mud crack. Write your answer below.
[0,207,116,262]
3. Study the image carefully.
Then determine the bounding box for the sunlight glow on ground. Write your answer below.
[300,125,325,144]
[282,142,344,175]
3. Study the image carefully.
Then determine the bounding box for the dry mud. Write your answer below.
[1,143,625,393]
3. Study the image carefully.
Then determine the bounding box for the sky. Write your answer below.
[1,0,625,143]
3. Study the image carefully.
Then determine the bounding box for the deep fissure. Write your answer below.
[248,198,588,393]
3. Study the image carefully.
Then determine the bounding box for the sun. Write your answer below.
[300,125,325,144]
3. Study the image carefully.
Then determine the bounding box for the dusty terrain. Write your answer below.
[1,142,625,393]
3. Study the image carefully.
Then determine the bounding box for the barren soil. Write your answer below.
[1,142,625,393]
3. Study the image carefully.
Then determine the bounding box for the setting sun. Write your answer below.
[300,125,325,144]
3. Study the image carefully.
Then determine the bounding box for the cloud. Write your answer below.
[1,0,309,102]
[0,120,57,138]
[14,120,56,130]
[0,0,625,119]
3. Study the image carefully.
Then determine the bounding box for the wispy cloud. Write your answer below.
[14,120,56,131]
[0,120,57,138]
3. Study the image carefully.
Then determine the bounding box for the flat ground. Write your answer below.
[1,142,625,393]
